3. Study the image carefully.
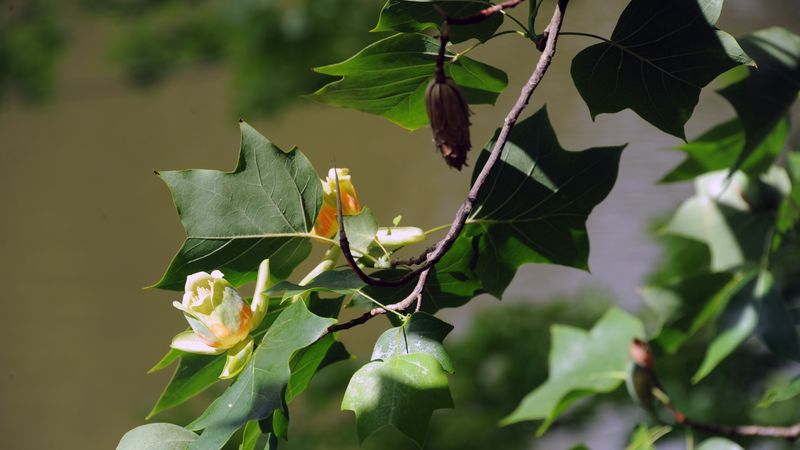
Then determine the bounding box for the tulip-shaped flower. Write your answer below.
[171,264,270,379]
[314,168,362,238]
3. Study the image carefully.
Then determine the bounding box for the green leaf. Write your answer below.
[342,353,453,447]
[286,334,350,402]
[340,208,379,256]
[754,271,800,363]
[501,308,645,434]
[373,0,503,44]
[464,107,624,297]
[664,169,788,272]
[696,438,744,450]
[661,117,789,182]
[693,272,760,382]
[312,33,507,130]
[625,425,672,450]
[187,301,335,450]
[528,0,544,31]
[719,27,800,170]
[117,423,198,450]
[148,348,183,373]
[372,312,454,373]
[641,272,745,353]
[570,0,752,139]
[153,122,322,290]
[268,270,365,301]
[147,352,225,419]
[758,376,800,408]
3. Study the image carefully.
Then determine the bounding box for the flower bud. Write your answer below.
[425,76,471,170]
[171,270,253,354]
[376,226,426,249]
[314,168,362,238]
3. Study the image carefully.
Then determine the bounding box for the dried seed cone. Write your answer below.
[425,76,471,170]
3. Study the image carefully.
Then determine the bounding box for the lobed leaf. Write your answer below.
[342,353,453,447]
[571,0,752,139]
[154,122,322,290]
[719,27,800,171]
[463,106,624,297]
[373,0,503,44]
[501,308,645,434]
[312,33,507,130]
[372,312,455,373]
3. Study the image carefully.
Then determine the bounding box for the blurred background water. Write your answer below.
[0,0,798,448]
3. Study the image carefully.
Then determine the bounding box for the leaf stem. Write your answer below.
[558,31,613,43]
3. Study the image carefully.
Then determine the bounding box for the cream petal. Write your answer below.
[219,335,254,379]
[170,331,225,355]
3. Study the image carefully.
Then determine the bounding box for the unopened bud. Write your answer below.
[425,76,471,170]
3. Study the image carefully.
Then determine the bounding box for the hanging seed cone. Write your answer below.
[425,76,472,170]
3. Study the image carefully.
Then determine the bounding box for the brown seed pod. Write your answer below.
[425,76,472,170]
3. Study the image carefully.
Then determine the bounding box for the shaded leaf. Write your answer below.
[720,27,800,170]
[187,301,335,450]
[154,122,322,290]
[342,353,453,447]
[312,33,507,130]
[340,208,379,256]
[373,0,503,43]
[501,308,645,434]
[147,352,225,419]
[117,423,198,450]
[286,334,351,402]
[571,0,752,138]
[661,117,789,182]
[372,312,455,372]
[268,270,365,301]
[463,107,624,297]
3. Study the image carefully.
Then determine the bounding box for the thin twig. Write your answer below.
[329,0,570,332]
[631,339,800,441]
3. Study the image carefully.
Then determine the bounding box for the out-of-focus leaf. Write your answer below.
[661,118,788,182]
[117,423,198,450]
[719,27,800,171]
[342,353,453,447]
[755,271,800,363]
[372,312,454,373]
[187,301,335,449]
[758,377,800,408]
[373,0,503,43]
[312,33,507,130]
[501,308,645,434]
[625,425,671,450]
[696,438,744,450]
[664,169,788,272]
[153,122,322,290]
[571,0,752,138]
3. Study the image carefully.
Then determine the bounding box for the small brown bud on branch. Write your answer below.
[425,76,472,170]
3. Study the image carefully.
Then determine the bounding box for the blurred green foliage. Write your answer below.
[0,0,64,103]
[0,0,377,115]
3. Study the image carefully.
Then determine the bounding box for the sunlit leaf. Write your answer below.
[373,0,503,43]
[312,33,507,130]
[661,117,789,182]
[342,353,453,447]
[187,301,335,449]
[625,424,671,450]
[372,312,455,373]
[154,122,322,290]
[758,376,800,408]
[117,423,198,450]
[696,438,744,450]
[501,308,645,434]
[571,0,752,138]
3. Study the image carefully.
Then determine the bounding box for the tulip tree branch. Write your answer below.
[329,0,569,333]
[631,339,800,441]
